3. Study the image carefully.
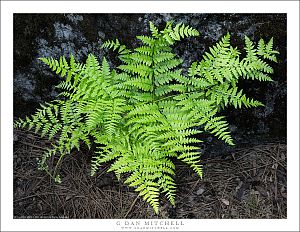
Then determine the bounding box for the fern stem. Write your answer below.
[151,40,156,103]
[53,153,65,179]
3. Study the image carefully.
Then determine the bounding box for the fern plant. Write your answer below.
[14,21,279,214]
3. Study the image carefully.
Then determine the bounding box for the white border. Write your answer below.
[1,1,299,231]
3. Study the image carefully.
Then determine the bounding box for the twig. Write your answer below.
[124,195,139,218]
[17,141,49,151]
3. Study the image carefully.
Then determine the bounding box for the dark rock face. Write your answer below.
[13,13,287,156]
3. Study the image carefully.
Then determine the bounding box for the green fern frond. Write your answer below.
[39,56,69,77]
[15,21,279,214]
[257,37,279,62]
[149,21,159,38]
[101,39,130,54]
[162,22,200,45]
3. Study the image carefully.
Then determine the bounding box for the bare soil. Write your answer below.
[13,128,286,219]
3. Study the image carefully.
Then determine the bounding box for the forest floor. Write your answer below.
[13,128,286,219]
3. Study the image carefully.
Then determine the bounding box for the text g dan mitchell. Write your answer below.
[116,220,184,226]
